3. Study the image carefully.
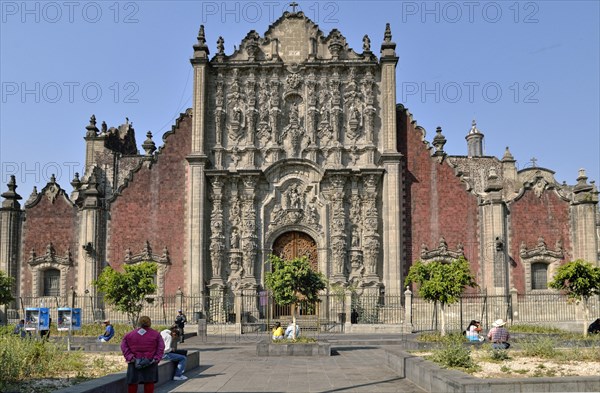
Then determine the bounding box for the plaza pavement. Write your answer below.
[154,333,426,393]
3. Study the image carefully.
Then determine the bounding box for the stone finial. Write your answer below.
[432,126,447,156]
[1,175,22,209]
[85,114,99,137]
[70,172,81,190]
[2,175,21,199]
[193,24,210,58]
[380,23,397,56]
[101,121,108,134]
[485,166,503,192]
[573,168,594,195]
[198,25,206,45]
[384,23,392,43]
[28,186,38,201]
[142,131,157,156]
[502,146,515,162]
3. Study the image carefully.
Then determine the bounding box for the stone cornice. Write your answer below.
[28,243,73,267]
[420,237,465,264]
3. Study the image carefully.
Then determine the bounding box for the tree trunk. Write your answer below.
[291,303,297,339]
[582,299,590,337]
[440,303,447,336]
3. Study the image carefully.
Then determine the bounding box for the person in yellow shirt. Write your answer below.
[272,322,284,340]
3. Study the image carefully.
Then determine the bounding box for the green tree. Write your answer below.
[264,255,327,339]
[0,271,15,325]
[549,259,600,336]
[405,257,477,336]
[0,271,15,305]
[93,262,157,328]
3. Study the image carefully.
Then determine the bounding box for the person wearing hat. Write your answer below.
[487,319,510,349]
[98,319,115,342]
[174,310,187,343]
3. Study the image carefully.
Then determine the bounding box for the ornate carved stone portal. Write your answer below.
[272,232,318,271]
[198,9,397,296]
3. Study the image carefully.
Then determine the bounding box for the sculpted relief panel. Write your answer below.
[208,65,380,171]
[204,13,385,290]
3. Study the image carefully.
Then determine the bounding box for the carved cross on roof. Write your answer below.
[290,2,299,12]
[530,157,538,167]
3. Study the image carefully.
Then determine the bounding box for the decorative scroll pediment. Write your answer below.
[215,10,367,64]
[124,240,171,265]
[420,237,465,264]
[28,243,72,267]
[25,174,74,208]
[520,237,564,260]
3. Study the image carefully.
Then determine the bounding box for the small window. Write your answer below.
[531,263,548,290]
[43,269,60,296]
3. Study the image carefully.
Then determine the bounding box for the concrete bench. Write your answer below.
[52,350,199,393]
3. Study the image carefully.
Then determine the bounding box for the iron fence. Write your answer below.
[7,292,599,333]
[411,294,510,333]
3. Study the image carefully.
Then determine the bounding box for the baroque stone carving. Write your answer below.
[420,237,465,263]
[520,237,564,260]
[123,240,170,265]
[28,243,72,267]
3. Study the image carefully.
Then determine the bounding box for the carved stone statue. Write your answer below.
[351,227,360,248]
[217,36,225,55]
[363,35,371,51]
[230,228,240,249]
[286,184,302,209]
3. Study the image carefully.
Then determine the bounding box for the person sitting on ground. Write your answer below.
[487,318,510,349]
[98,319,115,342]
[284,321,300,339]
[588,318,600,334]
[13,319,28,338]
[160,326,188,381]
[464,320,484,342]
[272,322,284,340]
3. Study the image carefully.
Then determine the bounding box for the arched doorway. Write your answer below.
[272,231,318,270]
[271,231,318,317]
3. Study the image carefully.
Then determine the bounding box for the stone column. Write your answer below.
[187,25,210,297]
[571,169,599,263]
[378,25,404,295]
[208,176,225,287]
[403,287,413,333]
[329,174,347,283]
[0,176,22,304]
[480,168,509,295]
[77,172,102,297]
[380,23,398,154]
[241,175,259,286]
[362,174,382,284]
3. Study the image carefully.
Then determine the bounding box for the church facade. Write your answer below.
[1,11,598,308]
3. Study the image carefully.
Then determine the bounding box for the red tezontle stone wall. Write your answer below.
[107,114,192,294]
[398,107,480,290]
[508,189,571,293]
[21,193,78,294]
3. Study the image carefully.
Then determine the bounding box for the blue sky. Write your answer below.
[1,1,599,196]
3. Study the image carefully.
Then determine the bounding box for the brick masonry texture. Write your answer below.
[21,193,78,291]
[509,189,571,293]
[107,115,192,294]
[398,108,480,283]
